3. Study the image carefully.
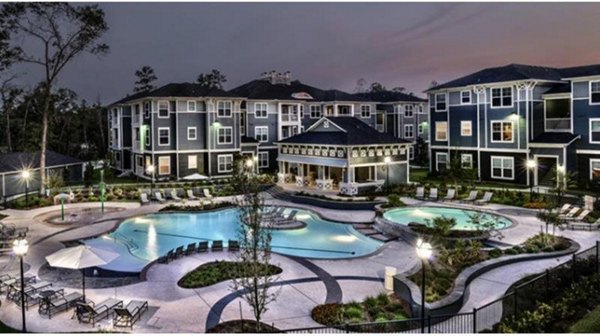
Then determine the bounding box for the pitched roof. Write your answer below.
[229,79,370,102]
[544,83,571,95]
[356,91,427,103]
[278,117,410,146]
[558,64,600,78]
[110,83,238,105]
[0,151,83,174]
[530,132,580,145]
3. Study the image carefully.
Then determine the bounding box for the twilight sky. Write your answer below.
[13,2,600,104]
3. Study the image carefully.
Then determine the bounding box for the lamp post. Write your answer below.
[526,159,536,197]
[416,238,433,333]
[146,165,155,195]
[21,170,30,208]
[13,238,29,333]
[245,158,254,177]
[384,156,391,188]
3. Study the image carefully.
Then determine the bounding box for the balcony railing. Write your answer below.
[281,114,299,122]
[545,118,570,131]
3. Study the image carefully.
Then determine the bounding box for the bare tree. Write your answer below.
[0,2,109,194]
[134,65,157,93]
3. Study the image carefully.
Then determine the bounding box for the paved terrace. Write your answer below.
[0,196,598,332]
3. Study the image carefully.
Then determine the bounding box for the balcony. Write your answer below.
[281,114,299,122]
[545,118,570,131]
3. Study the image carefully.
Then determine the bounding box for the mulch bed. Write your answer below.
[207,319,279,333]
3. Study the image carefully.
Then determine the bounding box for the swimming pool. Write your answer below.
[85,207,382,272]
[383,206,512,231]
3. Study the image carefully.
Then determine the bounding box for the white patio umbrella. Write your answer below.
[45,245,119,300]
[182,173,209,180]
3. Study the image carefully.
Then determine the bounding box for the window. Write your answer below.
[409,146,415,160]
[158,101,169,118]
[360,105,371,118]
[158,128,170,146]
[491,156,514,179]
[115,152,121,162]
[591,81,600,104]
[145,128,150,147]
[590,159,600,180]
[435,93,447,111]
[436,153,448,171]
[136,156,143,169]
[491,121,513,143]
[461,121,472,136]
[404,125,414,138]
[435,121,448,141]
[310,105,322,119]
[418,124,424,134]
[188,155,197,169]
[187,127,197,140]
[300,105,304,118]
[255,126,268,143]
[144,102,150,118]
[590,119,600,143]
[545,98,571,131]
[187,101,196,112]
[461,91,471,104]
[461,154,473,169]
[418,105,424,113]
[405,105,414,117]
[217,127,233,144]
[217,155,233,173]
[217,101,232,117]
[134,127,140,141]
[491,87,513,108]
[134,104,140,119]
[158,156,171,175]
[255,103,268,118]
[258,152,269,168]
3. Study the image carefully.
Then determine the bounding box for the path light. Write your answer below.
[416,238,433,333]
[526,160,536,196]
[13,238,29,333]
[21,170,30,208]
[146,165,155,194]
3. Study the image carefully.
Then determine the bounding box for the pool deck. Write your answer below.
[0,196,598,332]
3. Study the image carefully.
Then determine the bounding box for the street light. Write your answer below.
[146,165,155,194]
[416,238,433,333]
[384,156,392,188]
[526,159,536,196]
[21,170,30,208]
[13,238,29,333]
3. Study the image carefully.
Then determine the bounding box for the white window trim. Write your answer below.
[409,146,415,160]
[490,120,514,143]
[158,156,171,175]
[310,105,322,119]
[217,101,233,117]
[418,124,424,134]
[460,90,471,105]
[187,127,197,141]
[435,92,448,112]
[436,152,448,171]
[404,124,414,138]
[258,151,269,168]
[187,100,196,112]
[158,100,170,118]
[404,104,414,117]
[590,158,600,180]
[143,102,151,118]
[255,126,269,143]
[460,120,472,136]
[490,86,514,109]
[254,102,268,118]
[461,153,473,169]
[217,154,233,173]
[590,80,600,106]
[491,156,514,180]
[435,121,448,141]
[217,127,233,145]
[188,155,197,169]
[360,104,371,118]
[589,118,600,144]
[157,127,170,146]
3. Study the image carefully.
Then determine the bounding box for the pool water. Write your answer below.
[383,206,511,231]
[86,207,382,268]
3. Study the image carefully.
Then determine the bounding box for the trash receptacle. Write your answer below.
[384,266,397,290]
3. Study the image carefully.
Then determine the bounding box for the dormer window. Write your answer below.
[491,87,513,108]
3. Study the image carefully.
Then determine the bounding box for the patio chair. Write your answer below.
[443,189,456,201]
[157,249,174,264]
[203,189,214,200]
[170,189,182,202]
[14,287,62,310]
[557,203,572,214]
[560,206,580,219]
[568,209,590,222]
[8,280,53,302]
[154,192,167,204]
[427,188,438,201]
[474,192,494,205]
[462,190,479,203]
[184,243,196,255]
[75,298,123,325]
[415,187,425,200]
[140,193,150,205]
[0,275,33,293]
[186,189,198,200]
[196,241,209,253]
[228,240,240,252]
[174,246,184,258]
[212,240,223,251]
[38,291,83,319]
[113,300,149,329]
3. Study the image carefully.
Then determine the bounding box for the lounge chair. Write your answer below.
[38,291,83,319]
[415,187,425,200]
[140,193,150,205]
[154,192,166,203]
[203,189,213,200]
[212,240,223,251]
[557,203,572,214]
[15,287,62,309]
[568,209,590,222]
[174,246,184,258]
[157,249,174,264]
[443,189,456,201]
[0,275,34,293]
[170,189,182,202]
[113,300,149,329]
[427,188,438,201]
[186,189,198,200]
[475,192,493,205]
[228,240,240,252]
[463,190,478,203]
[196,241,209,253]
[7,281,52,302]
[560,206,580,219]
[184,243,196,255]
[75,298,123,325]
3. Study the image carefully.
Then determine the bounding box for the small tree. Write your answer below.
[230,156,280,332]
[426,216,457,248]
[536,204,564,243]
[133,65,157,93]
[550,167,577,206]
[197,69,227,89]
[465,211,504,241]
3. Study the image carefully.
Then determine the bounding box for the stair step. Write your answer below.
[353,224,372,230]
[358,229,379,236]
[370,234,396,242]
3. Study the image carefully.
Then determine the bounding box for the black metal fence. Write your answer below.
[282,241,600,334]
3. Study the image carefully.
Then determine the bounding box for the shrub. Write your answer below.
[343,306,364,320]
[488,248,503,258]
[387,194,404,207]
[311,304,342,325]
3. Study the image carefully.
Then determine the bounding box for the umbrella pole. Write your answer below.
[81,269,86,301]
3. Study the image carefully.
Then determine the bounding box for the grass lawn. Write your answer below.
[569,305,600,333]
[178,261,282,288]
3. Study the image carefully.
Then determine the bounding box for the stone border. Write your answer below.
[392,239,581,317]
